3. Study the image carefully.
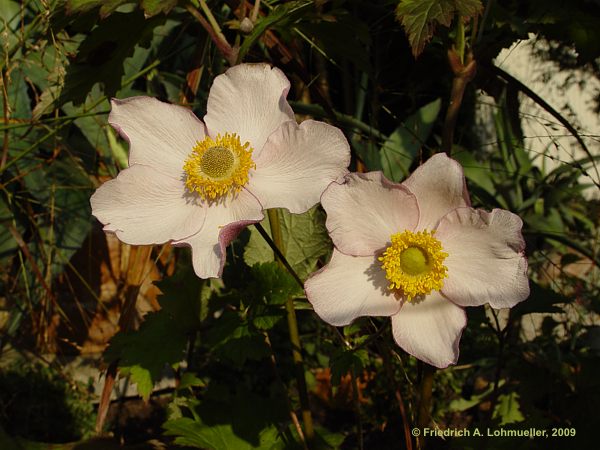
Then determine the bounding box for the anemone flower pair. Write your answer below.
[305,154,530,368]
[91,64,350,278]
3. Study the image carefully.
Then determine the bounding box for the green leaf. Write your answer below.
[380,98,441,181]
[163,388,288,449]
[248,262,301,306]
[452,149,495,194]
[395,0,482,57]
[104,268,202,399]
[454,0,483,17]
[246,263,301,330]
[178,373,206,391]
[65,0,132,18]
[16,158,94,276]
[105,312,188,399]
[449,380,505,412]
[330,349,368,386]
[395,0,455,57]
[106,126,129,170]
[205,312,270,366]
[493,392,525,425]
[244,207,331,280]
[0,197,18,261]
[60,11,163,105]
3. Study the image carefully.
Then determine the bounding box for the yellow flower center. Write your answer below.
[378,230,448,301]
[183,133,255,201]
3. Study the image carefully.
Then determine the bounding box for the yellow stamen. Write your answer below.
[378,230,448,301]
[183,133,255,201]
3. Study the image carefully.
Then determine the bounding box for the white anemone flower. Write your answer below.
[91,64,350,278]
[305,154,529,368]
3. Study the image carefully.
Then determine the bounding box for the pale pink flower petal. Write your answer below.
[204,64,295,156]
[91,165,206,244]
[437,207,530,309]
[248,120,351,214]
[305,250,402,327]
[391,292,467,368]
[109,97,206,178]
[173,189,264,278]
[320,172,419,256]
[403,153,470,230]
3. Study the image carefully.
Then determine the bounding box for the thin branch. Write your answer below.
[253,222,304,288]
[187,3,236,65]
[441,49,477,155]
[416,364,436,450]
[266,209,315,444]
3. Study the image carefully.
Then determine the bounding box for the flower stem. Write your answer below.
[267,209,315,445]
[440,11,476,156]
[416,363,436,449]
[378,338,413,450]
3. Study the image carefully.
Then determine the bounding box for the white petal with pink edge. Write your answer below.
[305,250,402,327]
[109,97,206,178]
[320,172,419,256]
[173,189,264,278]
[248,120,351,214]
[391,291,466,368]
[436,207,529,309]
[91,164,206,245]
[403,153,470,230]
[204,64,295,156]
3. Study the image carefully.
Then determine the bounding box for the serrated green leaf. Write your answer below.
[380,98,441,181]
[123,365,154,399]
[164,388,288,449]
[104,268,202,399]
[395,0,455,57]
[178,373,206,391]
[244,207,330,280]
[243,263,300,330]
[205,312,270,365]
[330,349,368,386]
[493,392,525,425]
[454,0,483,18]
[249,262,302,306]
[105,312,188,399]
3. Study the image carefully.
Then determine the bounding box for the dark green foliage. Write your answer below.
[104,265,203,399]
[0,365,95,442]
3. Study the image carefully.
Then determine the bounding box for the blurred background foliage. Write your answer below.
[1,0,600,449]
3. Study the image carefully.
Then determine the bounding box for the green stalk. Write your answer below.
[267,209,315,445]
[455,16,465,64]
